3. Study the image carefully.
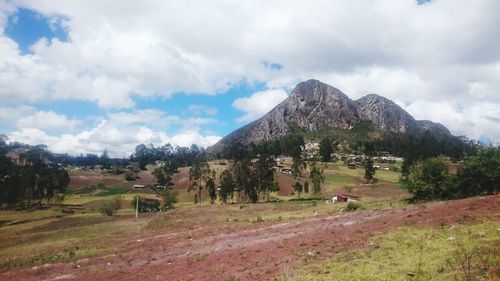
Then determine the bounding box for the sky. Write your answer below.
[0,0,499,157]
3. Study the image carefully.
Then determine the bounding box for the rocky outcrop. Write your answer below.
[213,79,450,147]
[355,94,416,133]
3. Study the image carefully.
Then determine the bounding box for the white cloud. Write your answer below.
[7,122,221,157]
[404,100,500,144]
[0,0,498,142]
[233,88,288,123]
[16,110,81,131]
[0,106,81,132]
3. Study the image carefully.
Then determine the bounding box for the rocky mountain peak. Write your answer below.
[212,80,451,148]
[355,94,416,133]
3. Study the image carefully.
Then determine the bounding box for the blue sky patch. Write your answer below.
[5,8,68,54]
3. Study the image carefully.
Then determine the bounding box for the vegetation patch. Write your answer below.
[0,247,102,270]
[343,202,362,212]
[65,184,129,197]
[286,221,499,281]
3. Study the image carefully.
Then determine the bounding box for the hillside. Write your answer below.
[213,80,450,149]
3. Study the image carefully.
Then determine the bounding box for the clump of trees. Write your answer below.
[216,150,278,204]
[131,143,205,171]
[404,147,499,200]
[0,141,70,208]
[319,136,334,162]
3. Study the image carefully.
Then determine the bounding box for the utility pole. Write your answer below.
[135,195,139,219]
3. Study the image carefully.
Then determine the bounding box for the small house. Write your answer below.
[332,194,360,203]
[133,184,145,189]
[333,194,349,203]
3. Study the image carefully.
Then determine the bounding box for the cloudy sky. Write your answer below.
[0,0,499,157]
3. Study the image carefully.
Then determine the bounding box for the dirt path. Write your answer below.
[1,195,498,281]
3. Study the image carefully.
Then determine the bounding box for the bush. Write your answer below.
[456,146,500,197]
[403,157,454,200]
[98,197,121,216]
[160,190,178,210]
[132,195,161,213]
[344,202,361,212]
[124,171,136,181]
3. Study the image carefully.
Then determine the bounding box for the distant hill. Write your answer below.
[212,79,450,150]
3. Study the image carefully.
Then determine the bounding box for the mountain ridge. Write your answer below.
[213,79,450,149]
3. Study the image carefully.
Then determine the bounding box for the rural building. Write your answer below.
[133,184,145,189]
[332,194,360,203]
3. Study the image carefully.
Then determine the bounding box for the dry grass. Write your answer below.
[284,220,499,281]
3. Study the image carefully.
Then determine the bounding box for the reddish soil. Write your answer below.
[1,195,498,281]
[338,182,409,199]
[276,174,296,196]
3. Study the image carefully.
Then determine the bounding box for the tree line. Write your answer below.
[0,140,69,207]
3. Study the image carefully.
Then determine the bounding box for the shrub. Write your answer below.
[344,202,361,212]
[98,197,121,216]
[160,190,178,210]
[132,195,161,213]
[446,233,499,281]
[456,146,500,197]
[124,171,136,181]
[403,157,454,200]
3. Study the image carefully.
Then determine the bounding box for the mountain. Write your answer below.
[213,79,450,149]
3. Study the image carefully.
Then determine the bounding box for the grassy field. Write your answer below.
[0,195,408,271]
[0,159,409,272]
[285,220,499,280]
[0,192,152,270]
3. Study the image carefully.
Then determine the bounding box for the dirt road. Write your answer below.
[1,195,498,281]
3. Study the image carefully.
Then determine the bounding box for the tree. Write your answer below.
[281,134,305,176]
[254,153,275,200]
[232,159,257,203]
[363,157,376,184]
[293,181,303,195]
[189,154,210,204]
[160,189,178,210]
[456,146,499,197]
[131,144,151,170]
[219,170,235,204]
[100,149,111,169]
[304,181,310,193]
[150,163,178,210]
[403,157,453,200]
[319,137,333,162]
[152,166,174,191]
[310,163,325,195]
[206,170,217,204]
